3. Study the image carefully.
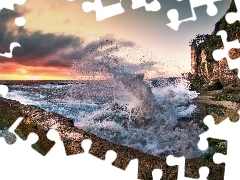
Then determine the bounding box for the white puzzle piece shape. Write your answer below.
[0,1,26,58]
[212,30,240,77]
[225,0,240,24]
[152,169,163,180]
[0,85,9,98]
[0,0,26,11]
[0,42,21,58]
[131,0,161,12]
[198,113,240,180]
[167,155,209,180]
[0,119,139,180]
[167,0,221,31]
[61,139,139,180]
[82,0,124,21]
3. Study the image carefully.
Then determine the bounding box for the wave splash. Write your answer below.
[5,77,203,158]
[68,45,203,158]
[5,41,203,158]
[71,77,202,158]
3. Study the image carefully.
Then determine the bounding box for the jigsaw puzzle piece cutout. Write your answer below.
[81,138,92,153]
[104,149,138,179]
[213,153,226,165]
[0,123,70,180]
[225,0,240,24]
[212,30,240,77]
[100,148,138,179]
[46,129,66,157]
[87,139,138,179]
[0,1,26,26]
[0,42,21,58]
[0,0,26,11]
[105,150,117,164]
[0,86,19,145]
[131,0,161,12]
[198,115,215,151]
[0,117,23,145]
[167,155,209,180]
[0,117,24,145]
[82,0,125,21]
[65,139,100,179]
[0,132,41,179]
[152,169,163,180]
[198,115,240,150]
[0,117,41,156]
[198,112,240,180]
[167,0,221,31]
[14,117,55,156]
[0,1,26,58]
[15,16,26,26]
[0,85,9,98]
[66,139,138,180]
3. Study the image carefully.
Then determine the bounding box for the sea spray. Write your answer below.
[73,78,202,158]
[67,41,204,158]
[5,39,204,158]
[5,79,203,158]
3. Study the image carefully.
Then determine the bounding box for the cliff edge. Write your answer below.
[189,0,240,91]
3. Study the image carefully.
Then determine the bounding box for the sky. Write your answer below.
[0,0,232,80]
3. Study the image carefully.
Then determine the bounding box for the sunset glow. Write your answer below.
[0,0,232,80]
[0,62,72,80]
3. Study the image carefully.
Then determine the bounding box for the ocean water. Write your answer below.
[4,78,205,158]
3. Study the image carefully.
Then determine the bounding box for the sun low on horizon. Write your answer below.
[0,0,232,80]
[0,62,72,80]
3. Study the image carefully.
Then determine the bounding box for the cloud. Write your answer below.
[0,9,80,66]
[0,9,135,71]
[0,8,159,80]
[62,35,135,60]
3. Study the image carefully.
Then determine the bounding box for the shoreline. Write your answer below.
[0,97,226,179]
[191,90,240,124]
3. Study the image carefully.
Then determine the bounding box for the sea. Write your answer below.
[1,77,205,158]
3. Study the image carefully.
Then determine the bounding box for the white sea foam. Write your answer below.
[6,78,204,158]
[6,90,43,105]
[73,78,204,158]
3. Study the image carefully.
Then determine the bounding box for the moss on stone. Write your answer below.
[211,91,240,104]
[204,138,227,162]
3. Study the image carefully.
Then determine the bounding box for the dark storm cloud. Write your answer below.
[63,36,135,61]
[43,59,71,68]
[0,9,22,52]
[0,9,135,69]
[16,31,81,59]
[0,9,82,66]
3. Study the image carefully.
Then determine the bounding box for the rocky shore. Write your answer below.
[0,97,225,180]
[189,0,240,92]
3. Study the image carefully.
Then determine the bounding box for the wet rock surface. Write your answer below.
[0,97,225,180]
[189,0,240,91]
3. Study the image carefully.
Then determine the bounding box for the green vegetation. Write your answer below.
[204,138,227,162]
[187,73,206,91]
[211,91,240,103]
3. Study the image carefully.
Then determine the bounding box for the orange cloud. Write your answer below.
[0,62,72,80]
[0,62,107,80]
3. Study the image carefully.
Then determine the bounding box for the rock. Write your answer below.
[190,47,239,91]
[0,97,225,179]
[189,0,240,91]
[222,84,240,93]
